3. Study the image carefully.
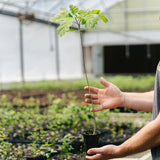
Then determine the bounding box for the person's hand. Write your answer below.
[84,77,124,112]
[86,145,122,160]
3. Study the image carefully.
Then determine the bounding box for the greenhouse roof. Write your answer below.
[0,0,124,20]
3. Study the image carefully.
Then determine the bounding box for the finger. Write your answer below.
[86,154,101,160]
[85,94,98,99]
[84,86,99,93]
[87,148,103,155]
[91,105,104,112]
[100,77,110,87]
[85,99,100,104]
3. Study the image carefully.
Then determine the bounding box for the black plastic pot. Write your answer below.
[82,130,100,155]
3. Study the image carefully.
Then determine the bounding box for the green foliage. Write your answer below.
[50,4,108,36]
[51,12,73,37]
[59,134,75,155]
[69,5,79,15]
[0,92,151,159]
[0,131,5,141]
[108,75,155,91]
[0,142,25,160]
[7,74,155,91]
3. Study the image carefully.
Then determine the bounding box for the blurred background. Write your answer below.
[0,0,160,84]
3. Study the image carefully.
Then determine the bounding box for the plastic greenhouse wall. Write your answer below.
[0,14,83,83]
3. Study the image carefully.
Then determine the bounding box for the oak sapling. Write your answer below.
[50,4,108,135]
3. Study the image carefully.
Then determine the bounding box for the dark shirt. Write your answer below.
[151,61,160,159]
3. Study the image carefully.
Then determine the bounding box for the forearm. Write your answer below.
[122,91,154,112]
[118,115,160,157]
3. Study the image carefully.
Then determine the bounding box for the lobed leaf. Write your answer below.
[79,8,90,17]
[97,14,108,23]
[57,17,73,37]
[69,5,79,15]
[78,9,85,15]
[50,4,108,36]
[49,11,70,23]
[85,14,98,28]
[90,10,100,14]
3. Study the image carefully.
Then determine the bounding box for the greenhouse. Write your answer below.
[0,0,123,83]
[0,0,160,159]
[0,0,160,83]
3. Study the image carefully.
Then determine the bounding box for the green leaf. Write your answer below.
[50,4,108,37]
[69,5,79,15]
[84,9,89,13]
[50,149,57,153]
[82,19,86,25]
[68,30,76,32]
[49,11,70,22]
[68,13,73,17]
[97,14,108,23]
[46,153,50,158]
[78,9,85,15]
[57,17,73,36]
[90,10,100,14]
[78,8,90,18]
[85,14,98,28]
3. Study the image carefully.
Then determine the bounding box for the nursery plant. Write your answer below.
[0,93,148,159]
[50,4,108,135]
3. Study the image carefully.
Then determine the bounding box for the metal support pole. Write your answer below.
[124,0,128,32]
[125,45,130,58]
[55,28,60,80]
[124,1,130,59]
[49,23,54,51]
[147,44,151,59]
[19,18,25,84]
[143,0,147,30]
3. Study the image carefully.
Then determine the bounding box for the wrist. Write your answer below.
[120,92,126,107]
[117,144,129,158]
[106,145,125,159]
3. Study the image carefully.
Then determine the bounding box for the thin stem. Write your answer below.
[79,25,96,135]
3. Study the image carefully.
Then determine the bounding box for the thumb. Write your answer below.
[100,77,110,87]
[87,147,103,155]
